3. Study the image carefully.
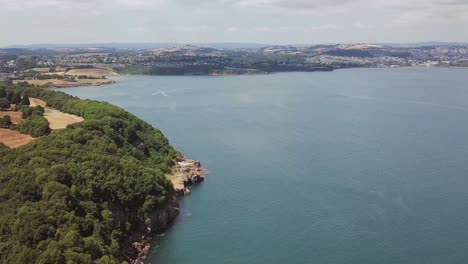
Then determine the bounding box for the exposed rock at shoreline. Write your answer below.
[127,157,206,263]
[167,156,206,195]
[126,195,179,264]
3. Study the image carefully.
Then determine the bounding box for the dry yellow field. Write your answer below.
[65,68,118,77]
[30,98,84,130]
[31,67,51,73]
[43,71,66,76]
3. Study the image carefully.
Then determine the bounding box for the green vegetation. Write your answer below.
[10,92,22,104]
[0,82,180,263]
[15,57,37,71]
[21,105,44,119]
[0,98,10,110]
[21,94,31,106]
[17,115,50,137]
[1,86,24,106]
[0,85,50,137]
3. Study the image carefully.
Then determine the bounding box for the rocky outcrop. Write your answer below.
[168,157,206,195]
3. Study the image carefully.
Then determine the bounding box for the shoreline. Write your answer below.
[13,78,116,88]
[128,156,206,264]
[42,65,468,89]
[7,65,465,91]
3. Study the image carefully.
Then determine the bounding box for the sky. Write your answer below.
[0,0,468,46]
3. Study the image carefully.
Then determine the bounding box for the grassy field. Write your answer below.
[31,67,50,73]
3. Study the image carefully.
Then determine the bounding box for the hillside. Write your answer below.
[0,82,181,263]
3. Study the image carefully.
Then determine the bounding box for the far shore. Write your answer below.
[11,65,468,90]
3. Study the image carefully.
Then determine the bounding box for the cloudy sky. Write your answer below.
[1,0,467,46]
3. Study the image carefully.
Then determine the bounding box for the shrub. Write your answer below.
[0,98,10,110]
[0,115,12,128]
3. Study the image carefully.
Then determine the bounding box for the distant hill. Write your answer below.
[381,42,468,48]
[4,42,467,51]
[0,48,58,56]
[3,42,268,50]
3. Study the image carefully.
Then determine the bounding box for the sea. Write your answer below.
[59,67,468,264]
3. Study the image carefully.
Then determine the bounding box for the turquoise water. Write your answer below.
[60,68,468,264]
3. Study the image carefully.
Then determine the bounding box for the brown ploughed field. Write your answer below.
[0,111,23,124]
[0,129,33,148]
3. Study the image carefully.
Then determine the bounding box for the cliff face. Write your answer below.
[126,194,180,264]
[145,194,180,232]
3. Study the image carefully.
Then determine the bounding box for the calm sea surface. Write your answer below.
[60,68,468,264]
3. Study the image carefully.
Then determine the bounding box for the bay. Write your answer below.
[59,68,468,264]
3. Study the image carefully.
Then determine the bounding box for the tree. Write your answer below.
[0,98,10,110]
[0,88,6,98]
[11,92,22,104]
[21,95,30,106]
[6,91,13,101]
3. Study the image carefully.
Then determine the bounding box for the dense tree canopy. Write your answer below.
[0,82,180,263]
[21,105,44,119]
[11,92,22,104]
[17,115,50,137]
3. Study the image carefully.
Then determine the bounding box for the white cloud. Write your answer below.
[0,0,467,45]
[354,22,374,29]
[254,26,274,32]
[225,27,240,32]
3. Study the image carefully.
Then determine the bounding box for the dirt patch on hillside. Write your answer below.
[30,98,84,130]
[66,68,119,77]
[0,111,23,124]
[0,128,33,148]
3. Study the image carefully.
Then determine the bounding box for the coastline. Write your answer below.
[36,65,468,89]
[0,82,196,263]
[16,79,205,263]
[128,156,206,264]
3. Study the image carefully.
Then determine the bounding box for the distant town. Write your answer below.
[1,43,467,86]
